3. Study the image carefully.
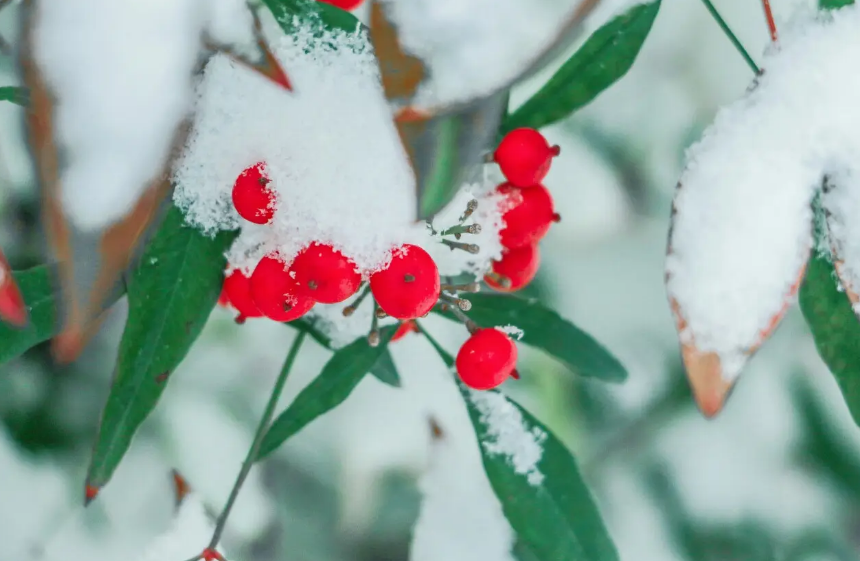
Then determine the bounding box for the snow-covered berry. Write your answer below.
[232,162,276,224]
[370,244,440,319]
[318,0,365,11]
[291,243,362,304]
[497,183,557,249]
[224,269,263,322]
[485,244,540,292]
[456,328,518,390]
[494,128,560,187]
[250,254,315,322]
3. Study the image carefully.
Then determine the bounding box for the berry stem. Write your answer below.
[698,0,760,74]
[459,200,478,223]
[415,321,455,368]
[368,301,380,347]
[440,282,481,293]
[206,331,306,552]
[342,284,370,316]
[441,224,481,237]
[761,0,777,43]
[439,293,472,312]
[438,301,479,333]
[442,239,480,254]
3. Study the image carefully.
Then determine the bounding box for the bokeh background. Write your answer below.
[0,0,856,559]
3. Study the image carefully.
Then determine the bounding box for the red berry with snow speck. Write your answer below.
[494,128,560,187]
[485,244,540,292]
[497,183,557,249]
[233,162,276,224]
[224,269,263,321]
[250,254,315,322]
[291,243,361,304]
[456,328,518,390]
[318,0,364,10]
[370,244,440,319]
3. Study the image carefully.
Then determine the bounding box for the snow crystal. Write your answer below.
[468,390,545,486]
[133,494,225,561]
[33,0,256,231]
[666,6,860,380]
[496,325,524,340]
[173,21,420,274]
[410,430,516,561]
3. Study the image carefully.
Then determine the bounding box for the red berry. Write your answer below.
[485,244,540,292]
[233,162,276,224]
[224,269,264,321]
[217,284,231,308]
[291,243,361,304]
[497,183,556,249]
[318,0,364,10]
[494,128,560,187]
[370,245,440,319]
[456,328,518,390]
[250,254,315,322]
[392,320,419,342]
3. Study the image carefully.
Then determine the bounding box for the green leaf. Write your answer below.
[435,293,627,382]
[86,206,237,489]
[503,1,660,133]
[262,0,363,35]
[257,324,398,460]
[370,348,401,387]
[799,255,860,427]
[0,86,29,107]
[821,0,854,9]
[459,385,618,561]
[0,266,57,364]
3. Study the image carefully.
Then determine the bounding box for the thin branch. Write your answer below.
[761,0,778,43]
[207,331,307,550]
[698,0,760,75]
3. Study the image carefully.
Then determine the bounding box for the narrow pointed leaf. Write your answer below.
[459,384,619,561]
[369,348,401,387]
[435,293,626,382]
[86,205,237,489]
[0,86,29,106]
[0,266,56,364]
[503,1,660,133]
[799,255,860,427]
[257,325,397,460]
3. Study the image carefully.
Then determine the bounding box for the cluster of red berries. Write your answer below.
[486,127,560,292]
[221,162,444,324]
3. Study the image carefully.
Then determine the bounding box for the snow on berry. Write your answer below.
[232,162,276,224]
[467,389,546,486]
[291,243,362,304]
[250,254,315,322]
[456,328,518,390]
[496,183,556,249]
[494,128,560,188]
[485,243,540,292]
[371,244,441,319]
[666,5,860,412]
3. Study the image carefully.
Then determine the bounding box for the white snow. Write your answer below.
[32,0,256,231]
[133,494,226,561]
[495,325,524,341]
[665,6,860,380]
[173,21,420,275]
[468,390,545,486]
[409,426,516,561]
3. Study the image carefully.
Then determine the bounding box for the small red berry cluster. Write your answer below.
[219,127,559,392]
[486,127,561,292]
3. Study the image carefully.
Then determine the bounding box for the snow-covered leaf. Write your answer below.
[504,1,661,133]
[458,384,619,561]
[0,87,28,106]
[87,205,237,490]
[0,266,56,364]
[256,324,398,460]
[435,293,627,382]
[262,0,362,35]
[799,254,860,427]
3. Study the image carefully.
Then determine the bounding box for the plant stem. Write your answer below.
[698,0,760,74]
[207,331,307,551]
[761,0,778,43]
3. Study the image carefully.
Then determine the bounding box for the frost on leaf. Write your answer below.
[666,5,860,416]
[468,389,546,486]
[410,426,516,561]
[495,324,524,341]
